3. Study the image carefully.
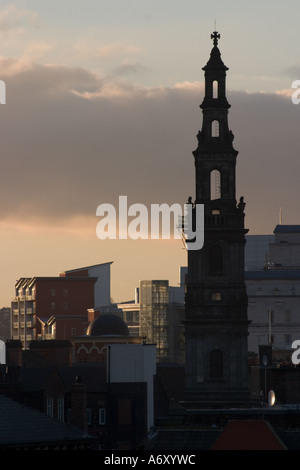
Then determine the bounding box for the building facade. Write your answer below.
[61,261,112,309]
[246,225,300,356]
[73,313,142,363]
[118,271,186,364]
[11,276,96,347]
[184,31,250,406]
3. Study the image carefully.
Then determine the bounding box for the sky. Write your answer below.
[0,0,300,307]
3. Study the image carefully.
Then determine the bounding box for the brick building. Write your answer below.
[11,276,96,348]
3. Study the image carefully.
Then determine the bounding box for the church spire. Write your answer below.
[184,32,250,408]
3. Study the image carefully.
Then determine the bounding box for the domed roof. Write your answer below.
[86,313,129,337]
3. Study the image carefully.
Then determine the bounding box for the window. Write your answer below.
[211,292,222,301]
[51,302,55,311]
[58,397,64,422]
[210,169,221,199]
[86,408,91,425]
[47,397,53,417]
[63,289,68,296]
[99,408,106,425]
[63,302,68,310]
[284,310,291,323]
[51,289,56,296]
[213,80,218,99]
[211,120,219,137]
[210,349,223,378]
[285,334,292,346]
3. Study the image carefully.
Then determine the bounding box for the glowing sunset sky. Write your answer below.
[0,0,300,306]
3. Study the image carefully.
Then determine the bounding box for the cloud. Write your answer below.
[112,62,149,78]
[71,40,142,62]
[0,61,298,238]
[0,4,39,35]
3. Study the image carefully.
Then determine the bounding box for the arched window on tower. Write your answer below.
[211,120,219,137]
[210,169,221,199]
[210,349,223,378]
[213,80,218,99]
[209,245,223,273]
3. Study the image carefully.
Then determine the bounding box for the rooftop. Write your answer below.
[274,225,300,233]
[0,393,93,449]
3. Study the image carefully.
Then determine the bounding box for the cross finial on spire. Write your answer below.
[211,31,220,47]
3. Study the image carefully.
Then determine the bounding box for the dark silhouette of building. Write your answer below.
[0,393,94,450]
[184,31,251,407]
[1,313,154,450]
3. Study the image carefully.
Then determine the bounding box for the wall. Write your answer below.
[108,343,156,431]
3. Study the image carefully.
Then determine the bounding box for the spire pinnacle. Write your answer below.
[211,30,220,47]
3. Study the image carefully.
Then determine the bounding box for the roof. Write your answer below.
[15,276,97,289]
[274,225,300,233]
[211,420,286,450]
[86,313,129,337]
[63,261,113,274]
[0,393,93,449]
[245,269,300,280]
[151,428,221,451]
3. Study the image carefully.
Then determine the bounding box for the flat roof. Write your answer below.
[245,269,300,280]
[274,225,300,233]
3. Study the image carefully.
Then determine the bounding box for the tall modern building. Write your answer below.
[184,32,250,407]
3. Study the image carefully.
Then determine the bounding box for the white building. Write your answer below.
[107,343,156,431]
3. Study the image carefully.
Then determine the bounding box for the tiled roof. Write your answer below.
[0,393,93,449]
[211,420,286,450]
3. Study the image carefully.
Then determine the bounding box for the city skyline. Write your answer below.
[0,1,300,307]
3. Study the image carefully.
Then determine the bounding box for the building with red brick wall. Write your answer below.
[11,276,96,348]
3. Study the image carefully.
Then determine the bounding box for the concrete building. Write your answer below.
[245,234,274,271]
[108,343,156,432]
[246,225,300,356]
[117,267,186,363]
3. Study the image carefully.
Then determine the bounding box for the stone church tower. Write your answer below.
[184,32,251,407]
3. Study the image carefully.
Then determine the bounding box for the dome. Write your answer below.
[86,313,129,337]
